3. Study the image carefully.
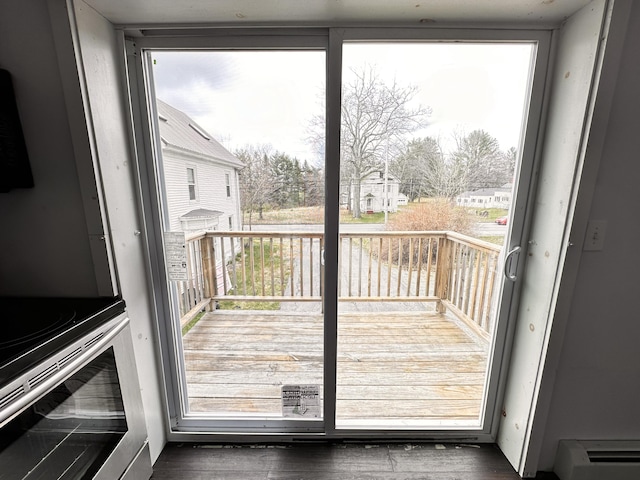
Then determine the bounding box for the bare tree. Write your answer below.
[235,144,273,229]
[391,137,446,200]
[341,67,430,217]
[450,129,513,193]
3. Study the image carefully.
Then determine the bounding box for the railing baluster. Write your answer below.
[240,236,247,296]
[454,243,463,304]
[469,249,482,322]
[484,252,498,332]
[377,237,383,297]
[270,238,275,296]
[406,237,414,297]
[396,238,403,297]
[367,237,373,297]
[358,237,364,296]
[289,237,294,297]
[416,237,423,297]
[198,240,204,304]
[219,236,227,296]
[477,251,490,328]
[386,237,392,297]
[230,235,238,295]
[249,238,256,296]
[299,237,304,297]
[348,237,353,297]
[463,248,475,316]
[185,241,195,309]
[309,238,313,295]
[424,237,437,296]
[280,237,285,297]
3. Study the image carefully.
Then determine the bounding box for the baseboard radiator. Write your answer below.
[555,440,640,480]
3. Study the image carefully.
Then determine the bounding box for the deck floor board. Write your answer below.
[183,310,489,423]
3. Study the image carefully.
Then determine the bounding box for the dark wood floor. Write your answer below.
[151,443,560,479]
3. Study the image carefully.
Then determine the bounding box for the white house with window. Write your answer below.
[347,171,401,213]
[156,100,243,233]
[455,184,512,209]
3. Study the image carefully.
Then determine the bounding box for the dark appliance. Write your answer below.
[0,297,151,479]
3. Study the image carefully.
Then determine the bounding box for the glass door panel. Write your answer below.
[149,50,326,423]
[336,42,535,429]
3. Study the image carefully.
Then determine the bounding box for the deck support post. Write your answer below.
[201,235,216,312]
[435,236,451,314]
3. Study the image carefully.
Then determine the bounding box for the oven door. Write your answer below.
[0,315,151,479]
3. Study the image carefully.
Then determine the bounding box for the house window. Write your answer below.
[225,173,231,197]
[187,167,197,200]
[228,216,233,230]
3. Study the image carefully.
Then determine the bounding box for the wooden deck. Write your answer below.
[182,309,489,425]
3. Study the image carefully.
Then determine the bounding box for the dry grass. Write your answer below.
[244,207,391,224]
[243,206,324,224]
[219,239,292,310]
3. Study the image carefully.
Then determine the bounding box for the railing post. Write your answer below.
[435,236,450,314]
[200,235,216,311]
[211,236,219,304]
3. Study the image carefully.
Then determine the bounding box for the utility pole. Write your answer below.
[384,137,389,225]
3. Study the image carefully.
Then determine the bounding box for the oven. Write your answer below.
[0,298,152,479]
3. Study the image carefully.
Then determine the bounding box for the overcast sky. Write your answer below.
[151,42,533,163]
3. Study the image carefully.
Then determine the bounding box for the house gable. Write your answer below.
[156,100,243,232]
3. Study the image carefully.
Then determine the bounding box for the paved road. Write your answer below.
[245,222,506,237]
[244,223,385,233]
[474,222,508,237]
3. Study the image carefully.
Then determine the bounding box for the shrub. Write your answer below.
[387,199,473,234]
[379,199,474,265]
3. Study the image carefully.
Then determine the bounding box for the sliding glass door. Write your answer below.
[128,28,549,438]
[335,40,535,430]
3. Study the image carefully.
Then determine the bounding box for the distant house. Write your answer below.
[156,99,244,233]
[456,184,512,209]
[345,171,402,213]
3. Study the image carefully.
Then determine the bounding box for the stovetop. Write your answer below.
[0,296,125,387]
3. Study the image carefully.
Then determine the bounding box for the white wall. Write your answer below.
[59,0,168,461]
[538,0,640,469]
[0,1,98,296]
[497,3,608,473]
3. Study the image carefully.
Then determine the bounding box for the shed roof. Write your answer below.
[179,208,224,219]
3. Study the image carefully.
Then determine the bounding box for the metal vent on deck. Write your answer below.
[0,386,25,410]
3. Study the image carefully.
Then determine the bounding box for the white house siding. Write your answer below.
[162,147,240,233]
[162,151,192,232]
[456,187,512,209]
[350,172,401,213]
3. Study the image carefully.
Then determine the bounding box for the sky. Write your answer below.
[151,42,533,164]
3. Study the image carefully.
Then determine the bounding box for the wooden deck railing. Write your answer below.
[175,230,501,340]
[435,232,501,341]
